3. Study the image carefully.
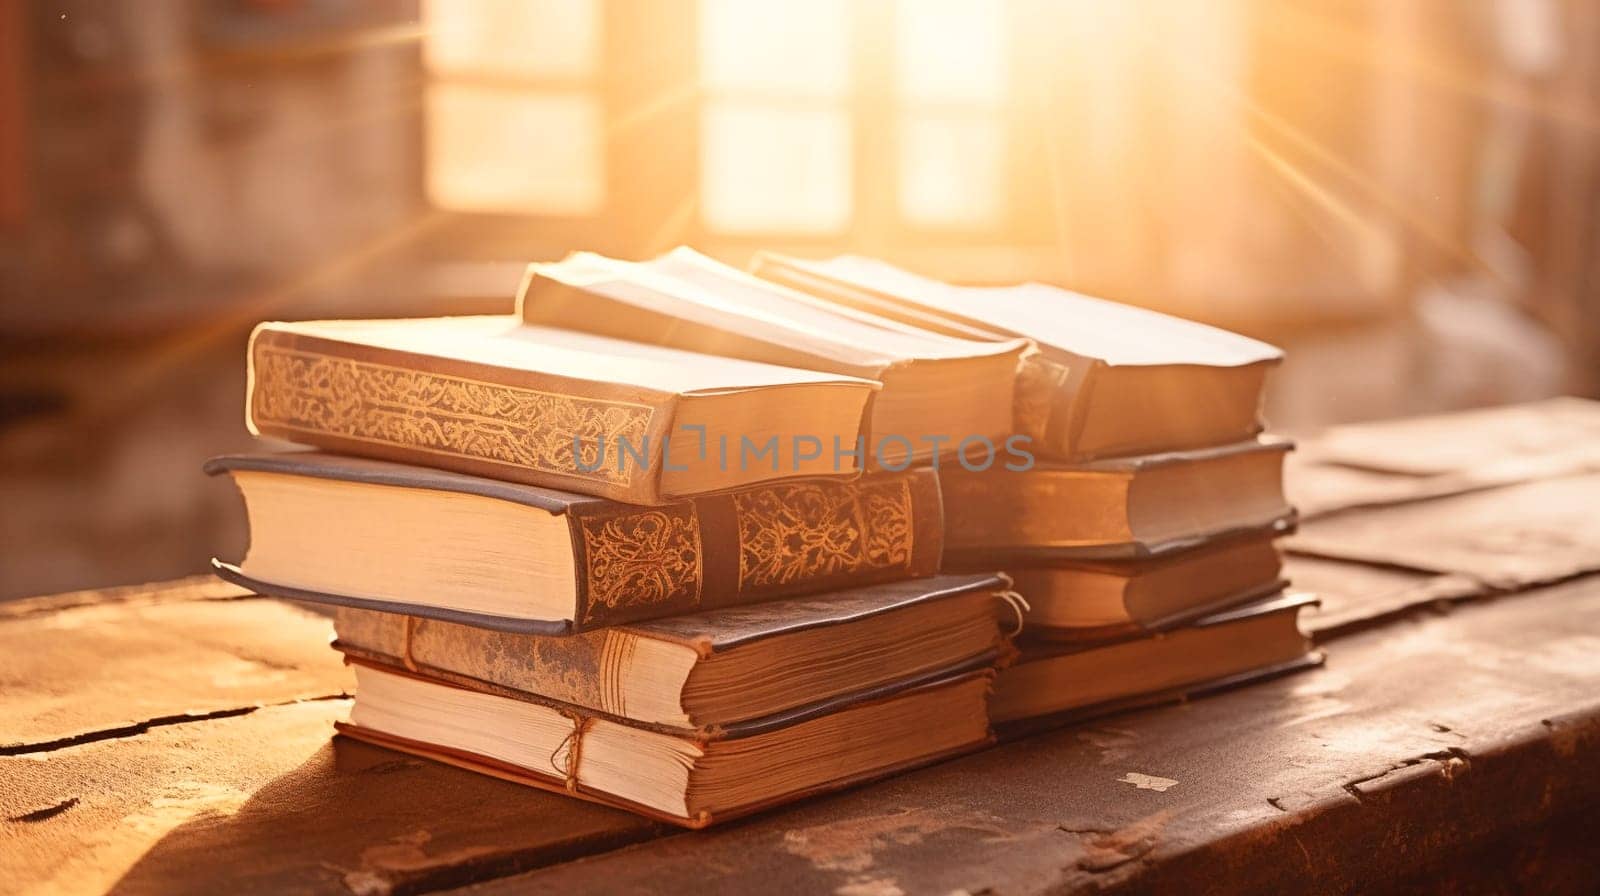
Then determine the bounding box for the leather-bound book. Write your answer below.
[207,452,944,633]
[940,437,1295,564]
[751,253,1283,462]
[990,592,1320,726]
[332,572,1012,731]
[997,531,1287,642]
[244,315,877,504]
[336,662,996,829]
[518,249,1028,467]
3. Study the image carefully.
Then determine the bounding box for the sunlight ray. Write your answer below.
[1264,4,1600,133]
[62,210,456,434]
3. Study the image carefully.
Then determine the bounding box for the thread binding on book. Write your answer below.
[999,590,1031,638]
[401,616,420,672]
[551,710,597,793]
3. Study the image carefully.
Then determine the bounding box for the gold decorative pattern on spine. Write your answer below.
[734,477,915,590]
[1012,351,1071,443]
[250,345,653,485]
[578,505,703,622]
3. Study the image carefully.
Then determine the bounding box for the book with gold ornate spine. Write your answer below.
[244,315,878,504]
[751,253,1283,461]
[332,572,1012,732]
[939,437,1295,563]
[206,452,944,633]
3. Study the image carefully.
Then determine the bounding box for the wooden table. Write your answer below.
[6,400,1600,895]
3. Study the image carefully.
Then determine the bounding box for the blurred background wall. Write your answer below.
[2,0,1597,599]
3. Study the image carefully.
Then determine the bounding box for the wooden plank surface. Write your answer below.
[0,584,662,896]
[1288,473,1600,588]
[1,579,349,752]
[1,697,662,896]
[1287,554,1482,638]
[448,577,1600,896]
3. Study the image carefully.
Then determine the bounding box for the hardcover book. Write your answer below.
[207,452,944,633]
[989,592,1318,725]
[518,249,1027,467]
[244,315,877,504]
[336,662,995,828]
[939,437,1294,563]
[751,253,1283,461]
[332,572,1012,731]
[997,530,1286,640]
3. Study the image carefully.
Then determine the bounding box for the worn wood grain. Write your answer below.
[1287,473,1600,588]
[1,699,660,896]
[448,577,1600,896]
[0,575,248,620]
[1287,554,1482,638]
[1286,397,1600,519]
[1304,397,1600,477]
[1,587,351,752]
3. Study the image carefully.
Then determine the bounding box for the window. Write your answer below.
[893,0,1009,230]
[422,0,605,215]
[419,0,1036,250]
[688,0,1019,241]
[696,0,853,234]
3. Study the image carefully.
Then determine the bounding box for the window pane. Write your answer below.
[899,114,1005,228]
[699,0,850,96]
[426,86,604,215]
[895,0,1007,103]
[424,0,599,79]
[700,102,851,233]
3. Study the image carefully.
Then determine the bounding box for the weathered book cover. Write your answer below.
[334,665,997,829]
[244,315,876,504]
[939,438,1295,563]
[332,572,1010,731]
[994,592,1323,736]
[751,252,1282,460]
[207,451,944,632]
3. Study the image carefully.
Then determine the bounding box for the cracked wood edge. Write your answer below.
[1,583,352,751]
[0,574,251,619]
[1,700,663,896]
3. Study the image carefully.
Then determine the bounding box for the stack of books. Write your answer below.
[750,253,1321,728]
[209,307,1019,828]
[209,246,1319,826]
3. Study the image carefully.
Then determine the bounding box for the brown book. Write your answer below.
[333,572,1011,731]
[990,592,1318,725]
[336,662,994,828]
[518,249,1028,467]
[207,452,943,633]
[244,315,877,504]
[940,437,1295,563]
[751,253,1283,461]
[1000,531,1286,641]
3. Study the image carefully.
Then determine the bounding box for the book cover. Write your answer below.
[245,315,878,504]
[331,571,1011,732]
[207,451,945,633]
[752,253,1283,461]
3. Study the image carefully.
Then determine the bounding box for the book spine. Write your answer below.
[333,608,624,715]
[244,325,673,504]
[1016,352,1101,462]
[565,468,945,630]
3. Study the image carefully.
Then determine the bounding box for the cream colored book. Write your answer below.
[518,249,1027,467]
[244,315,877,504]
[753,253,1283,461]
